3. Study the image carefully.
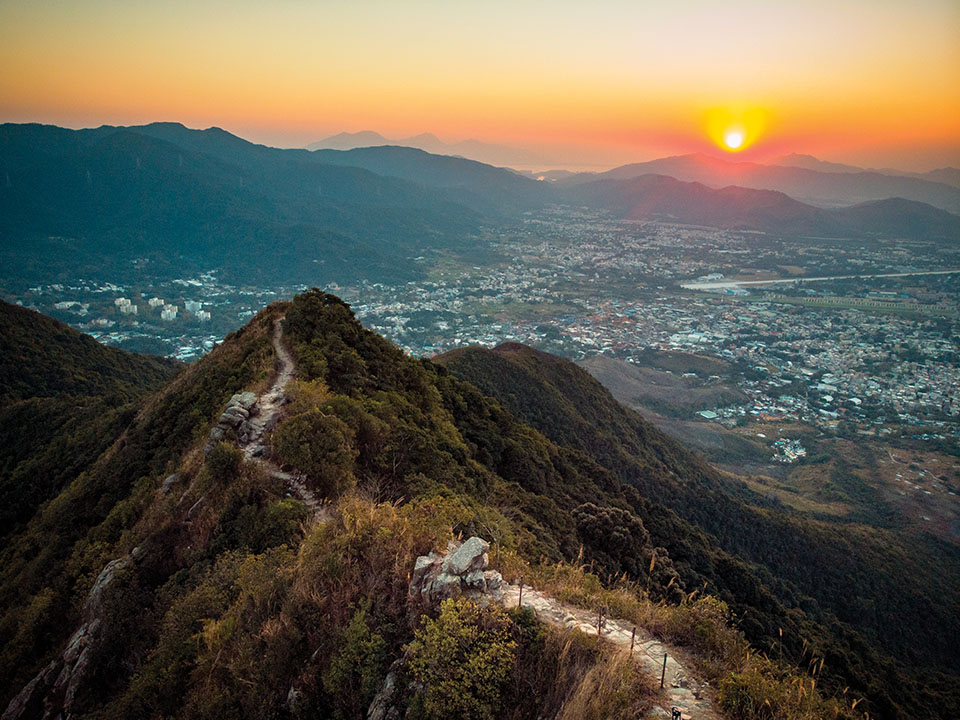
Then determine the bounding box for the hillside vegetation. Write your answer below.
[0,292,953,719]
[437,341,960,719]
[0,301,181,536]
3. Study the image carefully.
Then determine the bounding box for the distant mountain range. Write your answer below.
[772,153,960,188]
[2,122,956,291]
[564,174,960,239]
[561,152,960,213]
[308,130,548,167]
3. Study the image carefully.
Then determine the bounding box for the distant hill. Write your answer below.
[0,122,495,285]
[773,153,960,189]
[0,300,178,402]
[310,144,548,214]
[770,152,866,174]
[0,299,179,535]
[2,122,956,291]
[565,173,960,239]
[308,130,548,167]
[564,152,960,213]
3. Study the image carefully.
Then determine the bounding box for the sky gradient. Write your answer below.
[2,0,958,170]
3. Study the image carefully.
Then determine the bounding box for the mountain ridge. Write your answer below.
[562,152,960,213]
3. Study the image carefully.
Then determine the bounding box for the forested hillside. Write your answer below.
[437,342,960,719]
[0,292,953,719]
[0,301,180,536]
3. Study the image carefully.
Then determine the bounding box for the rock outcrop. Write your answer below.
[2,547,145,720]
[205,391,265,455]
[365,537,505,720]
[409,537,504,613]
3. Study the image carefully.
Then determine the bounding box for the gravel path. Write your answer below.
[500,584,722,719]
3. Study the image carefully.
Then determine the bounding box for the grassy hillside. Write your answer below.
[437,342,960,719]
[0,293,950,719]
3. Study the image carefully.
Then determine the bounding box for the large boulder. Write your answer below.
[442,536,489,575]
[409,537,504,611]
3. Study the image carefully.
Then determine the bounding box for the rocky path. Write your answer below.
[209,317,327,521]
[242,318,297,461]
[253,318,327,520]
[500,583,721,720]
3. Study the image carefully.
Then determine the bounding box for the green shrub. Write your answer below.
[323,603,387,720]
[406,598,518,720]
[273,411,358,498]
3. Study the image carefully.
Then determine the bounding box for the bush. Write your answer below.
[406,598,518,720]
[273,411,358,498]
[206,442,244,484]
[322,603,387,720]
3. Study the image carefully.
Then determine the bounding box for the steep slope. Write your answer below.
[0,292,882,720]
[0,301,180,536]
[437,342,960,720]
[0,303,283,712]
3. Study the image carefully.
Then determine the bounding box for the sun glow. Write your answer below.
[705,107,769,153]
[723,130,744,149]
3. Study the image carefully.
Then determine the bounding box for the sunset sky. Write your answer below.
[1,0,958,170]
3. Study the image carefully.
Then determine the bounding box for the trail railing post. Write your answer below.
[518,577,523,609]
[660,653,668,689]
[597,607,603,636]
[630,627,636,656]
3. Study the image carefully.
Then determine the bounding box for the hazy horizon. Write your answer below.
[2,0,958,172]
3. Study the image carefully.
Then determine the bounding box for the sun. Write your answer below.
[703,107,770,153]
[723,130,744,150]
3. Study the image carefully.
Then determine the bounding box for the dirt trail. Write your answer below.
[241,318,327,520]
[500,584,722,720]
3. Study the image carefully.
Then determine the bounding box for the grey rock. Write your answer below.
[366,660,404,720]
[219,411,244,428]
[230,392,258,411]
[445,537,489,575]
[160,473,180,495]
[463,570,486,589]
[208,426,225,442]
[430,572,462,601]
[482,570,503,591]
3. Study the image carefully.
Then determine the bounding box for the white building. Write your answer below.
[148,297,165,308]
[120,303,138,315]
[196,310,211,322]
[185,300,202,313]
[160,305,178,321]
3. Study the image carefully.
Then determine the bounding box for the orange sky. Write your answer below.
[1,0,958,170]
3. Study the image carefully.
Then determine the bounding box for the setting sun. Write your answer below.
[723,130,744,150]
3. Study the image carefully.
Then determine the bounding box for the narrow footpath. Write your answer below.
[500,584,721,720]
[240,318,327,520]
[251,321,719,718]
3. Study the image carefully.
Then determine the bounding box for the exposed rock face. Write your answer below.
[2,547,145,720]
[205,392,263,454]
[409,537,503,612]
[159,472,181,495]
[365,538,504,720]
